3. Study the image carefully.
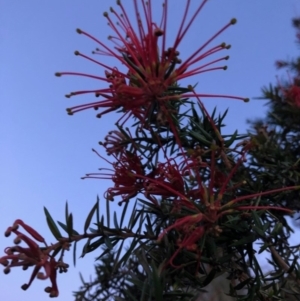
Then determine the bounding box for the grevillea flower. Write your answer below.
[56,0,248,128]
[277,75,300,108]
[100,130,127,156]
[99,126,140,157]
[0,220,68,298]
[144,160,185,199]
[285,84,300,107]
[82,149,145,204]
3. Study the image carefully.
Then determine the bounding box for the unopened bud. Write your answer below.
[4,229,11,237]
[155,29,164,37]
[231,18,237,25]
[49,290,59,298]
[21,283,29,291]
[4,267,10,274]
[13,237,21,244]
[45,286,52,293]
[66,109,73,116]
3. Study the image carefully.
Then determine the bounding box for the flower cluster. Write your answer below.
[277,75,300,108]
[0,220,69,298]
[82,149,145,204]
[56,0,248,131]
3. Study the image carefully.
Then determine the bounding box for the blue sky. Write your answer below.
[1,0,299,299]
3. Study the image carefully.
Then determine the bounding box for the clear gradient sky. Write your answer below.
[1,0,299,300]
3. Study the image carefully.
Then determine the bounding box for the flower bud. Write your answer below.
[21,283,29,291]
[4,267,11,274]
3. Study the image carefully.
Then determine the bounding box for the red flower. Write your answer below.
[56,0,248,128]
[83,149,145,205]
[101,130,127,157]
[144,160,185,200]
[158,213,206,267]
[0,220,68,298]
[285,84,300,107]
[277,74,300,108]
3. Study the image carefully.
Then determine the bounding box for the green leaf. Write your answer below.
[67,213,73,238]
[253,225,266,237]
[65,202,69,226]
[202,268,216,286]
[151,261,163,301]
[119,238,138,266]
[57,221,79,236]
[106,197,110,228]
[79,272,85,285]
[128,201,139,229]
[120,200,129,228]
[94,242,112,261]
[252,254,264,278]
[73,241,77,266]
[96,195,100,227]
[51,245,62,258]
[81,238,91,257]
[140,279,148,301]
[84,200,98,233]
[112,240,125,273]
[145,214,154,236]
[137,249,152,275]
[113,211,119,229]
[44,207,62,240]
[246,242,254,266]
[252,210,263,229]
[189,130,211,146]
[234,277,253,290]
[104,236,113,250]
[224,129,238,147]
